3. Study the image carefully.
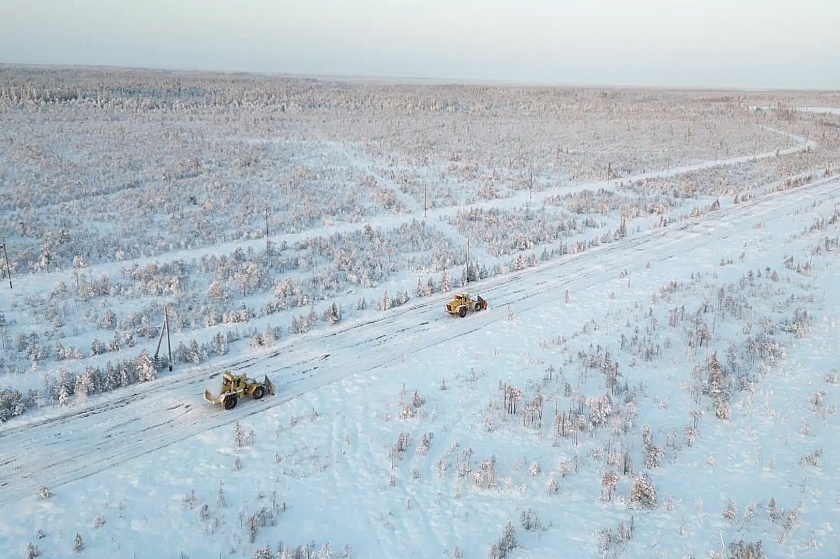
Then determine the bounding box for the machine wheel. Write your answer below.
[458,306,467,318]
[252,385,265,400]
[474,303,482,311]
[223,395,238,410]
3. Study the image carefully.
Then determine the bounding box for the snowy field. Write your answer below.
[1,68,840,558]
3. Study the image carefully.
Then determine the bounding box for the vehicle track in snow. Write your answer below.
[0,176,839,506]
[5,125,814,305]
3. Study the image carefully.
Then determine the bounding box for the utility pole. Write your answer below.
[528,168,533,206]
[154,307,173,371]
[264,206,270,243]
[0,238,11,289]
[465,238,470,285]
[166,310,172,371]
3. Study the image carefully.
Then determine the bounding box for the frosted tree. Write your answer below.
[426,277,436,295]
[74,533,84,553]
[37,485,53,500]
[58,384,69,407]
[440,268,451,293]
[207,280,230,302]
[601,471,618,501]
[467,260,478,282]
[488,521,517,558]
[213,331,227,355]
[629,473,657,509]
[323,302,341,325]
[119,361,136,387]
[73,375,89,407]
[234,262,260,297]
[39,245,52,273]
[189,339,204,364]
[101,309,117,329]
[175,341,189,363]
[136,349,155,382]
[379,291,391,311]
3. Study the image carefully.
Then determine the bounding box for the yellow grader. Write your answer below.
[445,292,488,317]
[204,372,275,410]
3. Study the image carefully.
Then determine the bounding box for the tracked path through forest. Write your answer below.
[3,125,819,305]
[1,175,839,507]
[330,140,495,263]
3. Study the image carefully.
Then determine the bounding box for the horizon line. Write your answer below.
[2,62,839,94]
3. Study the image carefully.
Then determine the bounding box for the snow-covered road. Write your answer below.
[1,174,839,507]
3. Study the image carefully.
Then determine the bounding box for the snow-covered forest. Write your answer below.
[1,67,840,558]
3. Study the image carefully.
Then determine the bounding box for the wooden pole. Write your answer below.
[264,206,270,251]
[0,238,11,289]
[165,310,173,371]
[154,316,166,360]
[466,238,470,285]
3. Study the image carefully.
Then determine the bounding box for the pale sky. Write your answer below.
[1,0,838,89]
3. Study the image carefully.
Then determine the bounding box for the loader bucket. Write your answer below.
[264,375,276,396]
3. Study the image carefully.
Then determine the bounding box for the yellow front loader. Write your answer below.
[204,372,275,410]
[445,292,488,317]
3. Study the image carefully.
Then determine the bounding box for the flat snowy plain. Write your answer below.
[1,71,840,558]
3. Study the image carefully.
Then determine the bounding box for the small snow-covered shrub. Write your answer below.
[722,499,736,523]
[799,449,822,468]
[488,521,517,559]
[519,509,544,532]
[389,432,411,463]
[182,490,197,508]
[727,539,766,559]
[416,432,433,455]
[74,533,84,553]
[715,399,730,420]
[545,476,560,495]
[25,543,41,559]
[473,457,497,489]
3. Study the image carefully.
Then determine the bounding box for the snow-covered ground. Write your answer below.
[798,107,840,115]
[2,70,840,559]
[6,169,840,559]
